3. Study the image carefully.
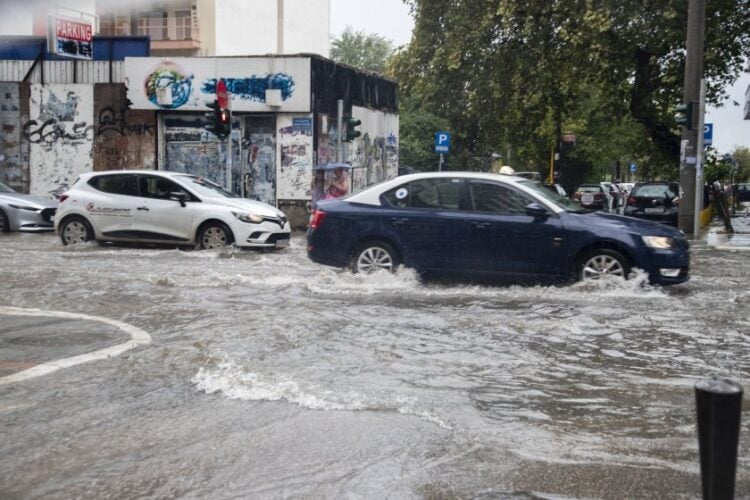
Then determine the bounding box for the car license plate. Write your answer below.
[275,238,289,248]
[645,207,664,214]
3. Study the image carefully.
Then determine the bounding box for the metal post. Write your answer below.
[226,119,232,192]
[694,79,706,236]
[678,0,706,237]
[336,99,343,163]
[695,378,743,500]
[439,153,444,172]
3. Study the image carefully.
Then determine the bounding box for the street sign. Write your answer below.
[216,79,229,109]
[630,162,637,173]
[434,131,451,153]
[703,123,713,146]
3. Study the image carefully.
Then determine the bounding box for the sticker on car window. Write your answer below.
[396,188,408,200]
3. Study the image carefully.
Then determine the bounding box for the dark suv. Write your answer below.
[624,181,680,226]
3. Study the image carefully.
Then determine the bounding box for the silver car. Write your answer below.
[0,182,58,233]
[55,170,291,249]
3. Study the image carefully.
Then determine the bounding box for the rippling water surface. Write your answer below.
[1,233,748,499]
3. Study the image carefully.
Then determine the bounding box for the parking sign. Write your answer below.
[703,123,713,146]
[434,131,451,153]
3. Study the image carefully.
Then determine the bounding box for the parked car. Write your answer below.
[0,181,57,233]
[307,172,690,285]
[734,182,750,203]
[55,170,291,249]
[572,184,607,210]
[623,181,680,226]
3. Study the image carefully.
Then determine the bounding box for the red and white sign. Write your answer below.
[56,19,93,42]
[49,16,94,60]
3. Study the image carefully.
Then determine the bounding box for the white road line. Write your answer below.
[0,306,152,386]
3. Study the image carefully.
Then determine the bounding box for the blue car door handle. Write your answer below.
[391,217,409,226]
[471,221,491,229]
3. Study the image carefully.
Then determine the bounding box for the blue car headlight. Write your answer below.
[232,211,265,224]
[642,235,675,249]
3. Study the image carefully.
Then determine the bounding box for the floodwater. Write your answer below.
[0,232,748,499]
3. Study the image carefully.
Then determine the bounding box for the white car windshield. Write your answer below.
[176,175,238,198]
[0,182,15,193]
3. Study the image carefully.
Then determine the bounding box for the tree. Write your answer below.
[393,0,750,179]
[330,27,395,74]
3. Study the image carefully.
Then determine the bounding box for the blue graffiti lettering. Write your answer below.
[201,74,295,103]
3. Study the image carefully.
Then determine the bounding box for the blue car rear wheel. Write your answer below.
[351,241,399,274]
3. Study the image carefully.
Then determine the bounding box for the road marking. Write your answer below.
[0,306,152,386]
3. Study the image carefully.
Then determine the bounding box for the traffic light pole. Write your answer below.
[678,0,706,237]
[225,109,232,192]
[336,100,343,162]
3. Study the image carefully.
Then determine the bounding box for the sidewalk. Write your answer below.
[702,206,750,250]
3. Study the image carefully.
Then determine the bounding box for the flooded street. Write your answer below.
[1,232,749,499]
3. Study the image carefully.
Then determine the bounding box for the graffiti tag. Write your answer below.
[23,119,93,144]
[97,107,155,137]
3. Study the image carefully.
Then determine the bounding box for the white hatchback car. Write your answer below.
[55,170,291,249]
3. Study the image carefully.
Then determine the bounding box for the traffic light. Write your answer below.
[675,102,696,130]
[204,99,230,139]
[344,115,362,142]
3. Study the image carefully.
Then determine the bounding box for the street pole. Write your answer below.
[226,111,232,192]
[678,0,706,237]
[694,79,706,236]
[439,153,444,172]
[336,99,343,163]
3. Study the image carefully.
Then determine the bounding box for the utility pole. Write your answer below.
[678,0,706,237]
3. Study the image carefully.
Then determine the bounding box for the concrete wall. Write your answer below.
[93,83,156,170]
[27,83,94,197]
[347,106,399,193]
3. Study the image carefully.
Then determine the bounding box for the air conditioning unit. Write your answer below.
[266,89,282,107]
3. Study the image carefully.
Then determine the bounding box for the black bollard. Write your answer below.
[695,378,743,500]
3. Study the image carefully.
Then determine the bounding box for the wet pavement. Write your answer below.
[0,227,749,499]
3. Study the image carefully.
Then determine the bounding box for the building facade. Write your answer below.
[1,0,330,58]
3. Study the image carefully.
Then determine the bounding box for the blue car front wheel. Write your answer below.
[578,248,630,281]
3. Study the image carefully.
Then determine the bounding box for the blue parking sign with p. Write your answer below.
[435,131,451,153]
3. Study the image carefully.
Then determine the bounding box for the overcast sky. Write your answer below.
[331,0,749,155]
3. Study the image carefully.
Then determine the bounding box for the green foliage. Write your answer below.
[397,96,452,171]
[331,27,395,74]
[393,0,750,181]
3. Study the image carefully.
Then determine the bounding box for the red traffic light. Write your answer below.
[219,108,230,124]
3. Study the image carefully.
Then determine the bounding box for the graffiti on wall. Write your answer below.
[278,116,313,200]
[27,84,93,197]
[131,58,305,111]
[243,116,276,205]
[0,83,27,190]
[202,75,294,104]
[163,114,242,193]
[345,107,399,193]
[93,84,156,171]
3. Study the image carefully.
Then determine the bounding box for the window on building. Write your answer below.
[138,10,167,40]
[174,10,192,40]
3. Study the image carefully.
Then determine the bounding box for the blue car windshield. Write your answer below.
[518,180,582,212]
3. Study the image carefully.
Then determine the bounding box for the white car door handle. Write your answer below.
[137,206,150,211]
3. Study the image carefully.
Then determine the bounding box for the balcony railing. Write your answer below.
[137,14,195,41]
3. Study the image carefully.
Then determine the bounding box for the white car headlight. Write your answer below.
[642,235,674,249]
[232,212,265,223]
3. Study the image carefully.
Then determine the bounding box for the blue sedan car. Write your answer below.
[307,172,689,285]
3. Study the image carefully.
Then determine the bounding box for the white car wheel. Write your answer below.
[60,217,93,245]
[198,223,231,250]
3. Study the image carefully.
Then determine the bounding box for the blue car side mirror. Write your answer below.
[525,203,549,218]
